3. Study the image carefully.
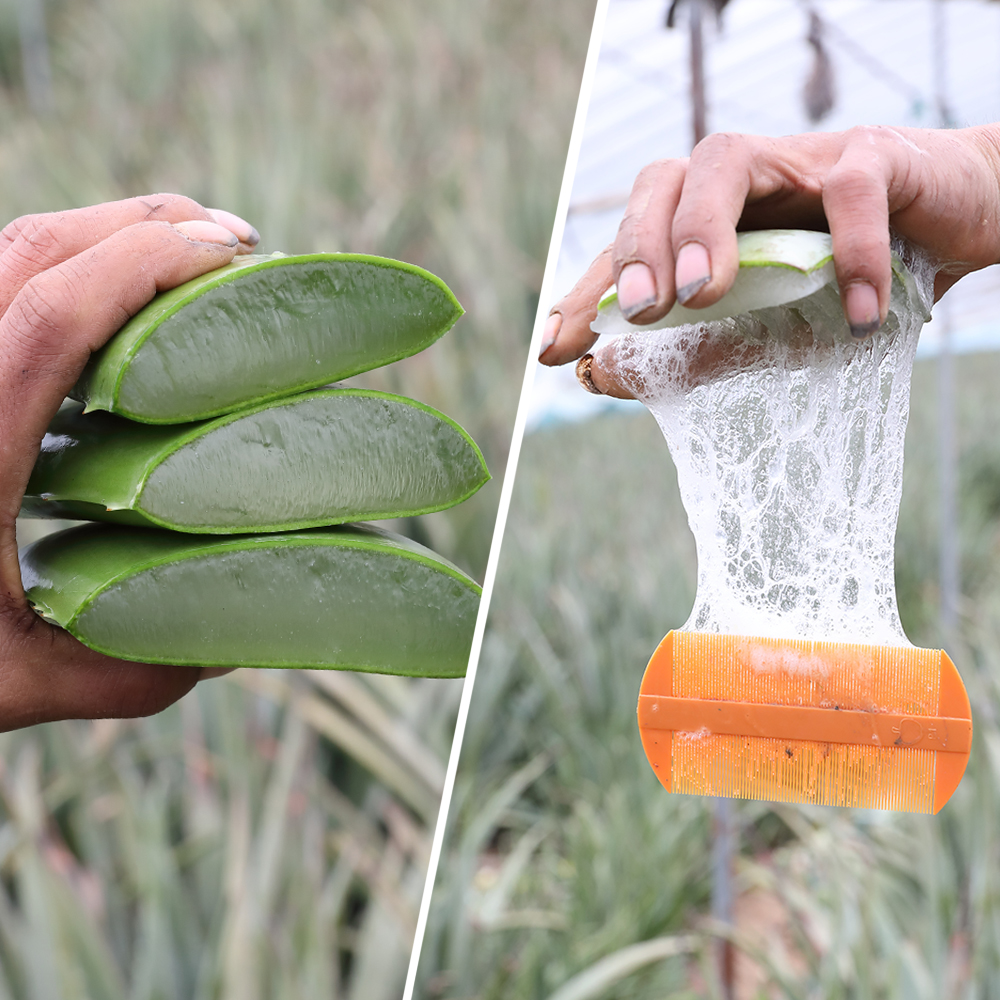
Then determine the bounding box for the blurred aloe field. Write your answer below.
[5,0,594,996]
[417,350,1000,1000]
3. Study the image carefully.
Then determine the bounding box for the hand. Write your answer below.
[540,124,1000,394]
[0,194,259,730]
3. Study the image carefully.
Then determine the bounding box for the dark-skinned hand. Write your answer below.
[540,125,1000,396]
[0,194,259,730]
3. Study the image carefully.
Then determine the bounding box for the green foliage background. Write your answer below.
[5,0,595,996]
[418,352,1000,1000]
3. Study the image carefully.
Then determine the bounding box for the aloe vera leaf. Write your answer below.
[23,390,489,532]
[71,253,464,424]
[592,229,929,334]
[20,524,480,676]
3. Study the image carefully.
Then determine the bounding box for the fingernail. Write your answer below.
[675,243,711,304]
[174,220,239,246]
[618,261,658,320]
[576,353,604,395]
[207,208,260,247]
[845,281,881,338]
[199,667,235,680]
[539,312,561,358]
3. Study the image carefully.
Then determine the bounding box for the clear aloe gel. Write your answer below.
[595,232,936,643]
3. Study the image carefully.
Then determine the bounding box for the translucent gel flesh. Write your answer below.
[609,247,934,645]
[139,394,485,529]
[115,260,457,420]
[73,543,478,674]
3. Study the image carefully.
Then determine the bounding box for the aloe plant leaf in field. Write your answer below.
[23,392,489,533]
[71,253,464,424]
[20,524,480,676]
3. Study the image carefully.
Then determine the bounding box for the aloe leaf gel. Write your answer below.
[21,524,480,676]
[23,391,488,532]
[594,230,841,333]
[21,252,485,675]
[72,253,464,424]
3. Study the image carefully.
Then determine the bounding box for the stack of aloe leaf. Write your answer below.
[19,253,487,678]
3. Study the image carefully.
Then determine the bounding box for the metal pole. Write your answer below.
[933,0,959,644]
[688,5,733,993]
[689,0,707,145]
[711,797,736,1000]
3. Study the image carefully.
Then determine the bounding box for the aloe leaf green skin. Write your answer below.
[593,230,930,335]
[22,391,489,533]
[71,253,464,424]
[20,524,481,676]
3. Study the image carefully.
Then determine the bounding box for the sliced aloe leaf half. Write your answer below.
[592,229,931,336]
[20,524,480,676]
[72,252,464,424]
[23,390,489,533]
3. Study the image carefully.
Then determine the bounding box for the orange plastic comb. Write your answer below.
[638,632,972,813]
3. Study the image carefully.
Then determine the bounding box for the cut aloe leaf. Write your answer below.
[72,253,464,424]
[20,524,480,676]
[23,391,489,533]
[592,230,930,336]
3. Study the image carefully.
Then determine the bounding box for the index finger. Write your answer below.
[539,244,614,365]
[608,158,687,324]
[0,194,254,318]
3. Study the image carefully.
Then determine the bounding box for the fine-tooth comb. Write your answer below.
[637,632,972,813]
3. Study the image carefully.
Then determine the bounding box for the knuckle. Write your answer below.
[619,164,685,264]
[631,158,686,197]
[136,192,203,221]
[689,132,761,187]
[695,131,750,160]
[825,161,884,198]
[633,159,669,188]
[0,213,35,245]
[844,123,891,145]
[10,271,76,348]
[132,219,193,261]
[8,215,82,267]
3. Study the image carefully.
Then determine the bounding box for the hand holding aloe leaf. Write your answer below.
[570,229,929,398]
[540,124,1000,376]
[1,195,253,729]
[4,194,484,730]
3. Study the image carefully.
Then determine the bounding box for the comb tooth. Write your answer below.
[639,632,971,814]
[672,632,940,714]
[672,736,935,812]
